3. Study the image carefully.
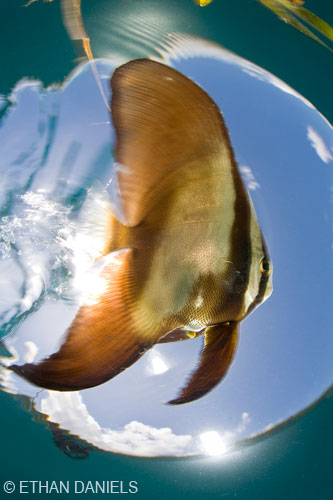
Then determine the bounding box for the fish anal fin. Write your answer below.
[168,321,239,405]
[10,249,158,391]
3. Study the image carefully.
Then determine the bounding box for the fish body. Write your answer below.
[11,59,272,404]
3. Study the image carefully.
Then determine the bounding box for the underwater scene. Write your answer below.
[0,0,332,498]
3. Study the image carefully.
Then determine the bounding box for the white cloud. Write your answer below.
[220,411,251,443]
[40,391,193,457]
[307,126,333,164]
[240,166,260,191]
[237,411,250,433]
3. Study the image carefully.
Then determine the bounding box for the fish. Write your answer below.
[10,59,273,404]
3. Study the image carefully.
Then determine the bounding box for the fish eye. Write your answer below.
[260,258,271,275]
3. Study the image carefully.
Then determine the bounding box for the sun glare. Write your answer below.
[150,354,169,375]
[199,431,229,456]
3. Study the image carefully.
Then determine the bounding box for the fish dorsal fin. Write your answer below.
[110,59,236,227]
[169,321,239,405]
[10,249,162,391]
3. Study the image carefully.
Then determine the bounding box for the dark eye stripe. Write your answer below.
[246,270,270,316]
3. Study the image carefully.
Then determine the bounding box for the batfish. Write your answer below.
[10,59,273,404]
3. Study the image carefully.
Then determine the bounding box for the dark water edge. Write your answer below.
[0,0,332,498]
[0,386,332,499]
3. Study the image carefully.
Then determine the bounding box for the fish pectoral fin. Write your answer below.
[10,249,157,391]
[158,328,204,344]
[168,321,239,405]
